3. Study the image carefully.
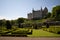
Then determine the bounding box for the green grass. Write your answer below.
[28,29,60,37]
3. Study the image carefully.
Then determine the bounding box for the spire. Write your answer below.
[32,8,34,12]
[44,7,48,12]
[41,7,42,11]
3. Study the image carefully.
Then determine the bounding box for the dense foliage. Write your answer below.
[51,5,60,21]
[6,20,12,29]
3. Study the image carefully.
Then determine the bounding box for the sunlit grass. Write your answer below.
[28,29,60,37]
[42,26,60,33]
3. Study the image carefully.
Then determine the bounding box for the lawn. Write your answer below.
[28,29,60,37]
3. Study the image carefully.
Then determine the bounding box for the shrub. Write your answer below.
[57,31,60,34]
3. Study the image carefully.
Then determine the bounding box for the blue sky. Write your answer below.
[0,0,60,20]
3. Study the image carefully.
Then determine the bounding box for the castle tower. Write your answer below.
[44,7,48,13]
[43,7,48,17]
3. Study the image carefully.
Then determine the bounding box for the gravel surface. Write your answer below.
[0,37,60,40]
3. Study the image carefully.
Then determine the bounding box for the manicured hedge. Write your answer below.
[42,26,60,34]
[0,28,32,37]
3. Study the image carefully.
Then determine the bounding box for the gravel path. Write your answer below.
[0,37,60,40]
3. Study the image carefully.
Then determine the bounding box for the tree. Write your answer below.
[0,20,3,26]
[10,20,16,26]
[0,19,6,26]
[51,5,60,21]
[47,12,51,18]
[44,12,51,19]
[17,18,24,28]
[6,20,12,29]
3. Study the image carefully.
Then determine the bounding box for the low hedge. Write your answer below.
[42,26,60,34]
[0,28,32,36]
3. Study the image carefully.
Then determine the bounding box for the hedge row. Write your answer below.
[42,26,60,34]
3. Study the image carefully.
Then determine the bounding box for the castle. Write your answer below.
[27,7,48,20]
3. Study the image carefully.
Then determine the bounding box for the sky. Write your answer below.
[0,0,60,20]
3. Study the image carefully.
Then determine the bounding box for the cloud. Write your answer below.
[0,16,8,20]
[0,16,19,20]
[0,16,24,20]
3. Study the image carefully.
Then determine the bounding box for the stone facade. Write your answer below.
[27,7,48,20]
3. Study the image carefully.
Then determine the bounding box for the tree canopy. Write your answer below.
[6,20,12,29]
[51,5,60,21]
[17,18,25,24]
[17,18,25,28]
